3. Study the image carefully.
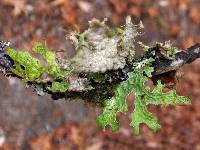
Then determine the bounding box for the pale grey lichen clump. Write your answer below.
[50,16,143,92]
[68,77,91,92]
[67,16,141,73]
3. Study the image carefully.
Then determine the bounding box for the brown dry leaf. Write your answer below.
[147,7,159,18]
[50,0,67,7]
[28,124,84,150]
[77,1,92,13]
[110,0,127,14]
[52,124,85,150]
[129,0,144,6]
[1,144,20,150]
[182,36,197,49]
[86,141,103,150]
[189,7,200,24]
[70,126,85,148]
[61,6,78,25]
[170,24,181,37]
[2,0,26,16]
[112,13,121,25]
[170,0,191,10]
[28,134,55,150]
[36,2,51,13]
[51,0,78,25]
[178,0,191,11]
[128,6,142,17]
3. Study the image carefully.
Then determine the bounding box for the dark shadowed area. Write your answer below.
[0,0,200,149]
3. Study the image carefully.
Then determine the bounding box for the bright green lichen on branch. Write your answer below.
[6,42,72,82]
[130,80,190,135]
[6,48,45,82]
[97,58,190,135]
[51,82,69,93]
[33,42,71,79]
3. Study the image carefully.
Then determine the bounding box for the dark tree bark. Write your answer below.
[154,43,200,75]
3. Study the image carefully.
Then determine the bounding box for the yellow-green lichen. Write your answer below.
[6,42,72,83]
[6,48,45,82]
[33,42,69,79]
[51,81,69,93]
[97,58,190,135]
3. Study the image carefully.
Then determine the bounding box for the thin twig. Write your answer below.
[154,43,200,75]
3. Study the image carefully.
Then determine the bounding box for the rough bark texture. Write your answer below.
[153,43,200,75]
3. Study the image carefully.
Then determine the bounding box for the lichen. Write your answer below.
[1,17,192,135]
[68,77,93,92]
[157,41,177,60]
[97,58,190,135]
[68,17,140,73]
[51,82,69,93]
[6,42,73,84]
[33,42,71,79]
[6,48,45,82]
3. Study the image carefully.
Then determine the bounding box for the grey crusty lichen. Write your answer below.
[67,16,141,73]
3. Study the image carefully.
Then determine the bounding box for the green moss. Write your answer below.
[51,81,69,93]
[6,48,45,82]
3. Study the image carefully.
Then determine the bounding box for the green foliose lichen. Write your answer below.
[78,33,90,48]
[51,81,69,93]
[6,42,72,83]
[166,47,176,59]
[97,58,190,135]
[6,48,45,82]
[33,42,70,79]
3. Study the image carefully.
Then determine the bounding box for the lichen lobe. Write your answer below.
[69,17,139,73]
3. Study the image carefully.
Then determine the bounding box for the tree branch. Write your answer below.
[153,43,200,75]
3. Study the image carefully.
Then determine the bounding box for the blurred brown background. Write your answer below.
[0,0,200,149]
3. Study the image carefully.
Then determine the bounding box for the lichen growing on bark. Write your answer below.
[6,48,45,82]
[0,16,198,135]
[67,16,140,73]
[51,82,69,93]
